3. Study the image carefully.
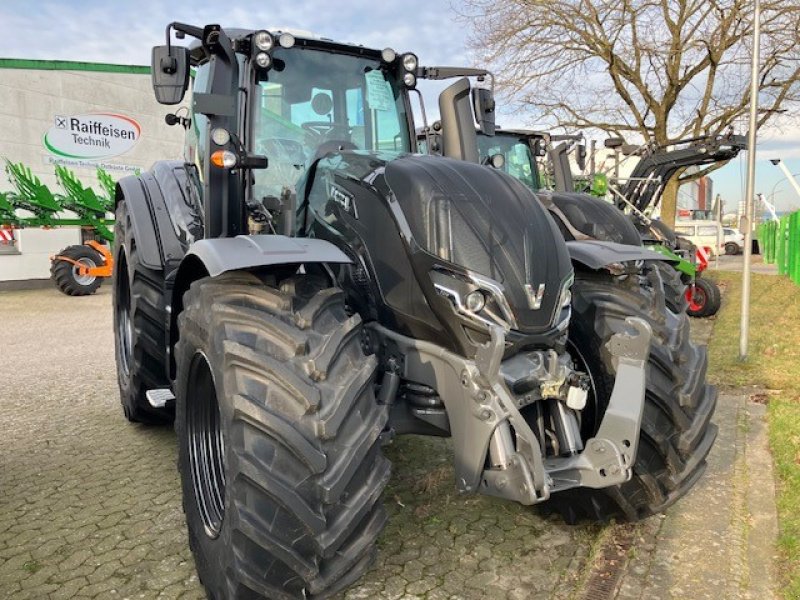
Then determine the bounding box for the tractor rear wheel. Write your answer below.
[547,266,717,522]
[175,272,390,599]
[50,244,104,296]
[112,200,172,424]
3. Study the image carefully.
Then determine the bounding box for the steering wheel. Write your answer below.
[302,121,352,139]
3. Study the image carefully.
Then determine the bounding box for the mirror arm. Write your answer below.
[166,22,205,46]
[418,66,495,93]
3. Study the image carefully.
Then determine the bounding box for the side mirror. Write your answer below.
[151,45,190,105]
[576,144,587,171]
[604,137,624,149]
[471,87,496,136]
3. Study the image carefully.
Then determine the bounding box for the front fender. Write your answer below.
[167,235,353,379]
[566,240,670,270]
[184,235,351,277]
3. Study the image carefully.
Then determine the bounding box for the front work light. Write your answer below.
[253,31,273,51]
[381,48,397,63]
[402,53,418,72]
[278,33,295,48]
[255,52,271,68]
[211,128,230,146]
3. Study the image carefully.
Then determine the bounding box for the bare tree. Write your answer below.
[460,0,800,224]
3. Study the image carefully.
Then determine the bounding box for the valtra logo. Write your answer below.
[44,113,141,160]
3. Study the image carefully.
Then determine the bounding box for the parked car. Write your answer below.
[722,227,745,254]
[673,220,724,257]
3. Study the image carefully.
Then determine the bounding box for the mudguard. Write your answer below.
[566,240,670,270]
[184,235,351,277]
[115,160,202,272]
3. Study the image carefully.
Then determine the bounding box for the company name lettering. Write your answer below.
[69,118,136,140]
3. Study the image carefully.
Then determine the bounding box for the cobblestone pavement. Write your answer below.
[0,289,778,599]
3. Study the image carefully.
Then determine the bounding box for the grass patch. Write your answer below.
[705,272,800,597]
[22,560,40,574]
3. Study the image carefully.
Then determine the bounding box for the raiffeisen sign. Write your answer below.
[44,113,141,160]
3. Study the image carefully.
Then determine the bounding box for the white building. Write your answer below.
[0,58,188,283]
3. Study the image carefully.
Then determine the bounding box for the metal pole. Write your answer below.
[739,0,761,361]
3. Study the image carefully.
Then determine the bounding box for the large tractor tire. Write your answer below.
[548,266,717,522]
[174,272,390,600]
[112,200,172,424]
[687,277,722,318]
[50,244,104,296]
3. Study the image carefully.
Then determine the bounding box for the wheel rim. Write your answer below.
[687,284,706,312]
[72,258,97,286]
[186,352,226,539]
[116,262,133,378]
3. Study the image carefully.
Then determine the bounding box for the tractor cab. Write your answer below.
[195,36,415,199]
[475,128,550,192]
[153,24,497,241]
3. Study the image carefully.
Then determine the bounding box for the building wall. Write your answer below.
[0,60,190,282]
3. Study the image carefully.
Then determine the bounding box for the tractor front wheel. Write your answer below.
[545,266,717,522]
[50,244,104,296]
[113,200,172,424]
[175,272,390,599]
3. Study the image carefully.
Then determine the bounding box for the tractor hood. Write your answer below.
[537,190,643,247]
[384,156,574,333]
[302,152,574,356]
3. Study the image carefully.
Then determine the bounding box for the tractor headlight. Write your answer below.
[431,266,517,332]
[560,286,572,309]
[253,31,274,51]
[465,290,487,313]
[402,53,418,72]
[553,275,574,332]
[403,72,417,87]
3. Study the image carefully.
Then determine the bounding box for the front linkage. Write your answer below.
[372,316,651,505]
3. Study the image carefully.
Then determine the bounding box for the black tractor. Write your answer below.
[114,23,703,599]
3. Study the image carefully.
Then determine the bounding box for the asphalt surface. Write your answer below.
[0,286,779,599]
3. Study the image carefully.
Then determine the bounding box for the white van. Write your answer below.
[722,227,745,255]
[673,220,725,257]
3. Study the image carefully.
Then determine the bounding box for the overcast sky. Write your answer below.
[2,0,798,215]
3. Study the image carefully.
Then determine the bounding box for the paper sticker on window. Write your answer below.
[365,70,394,112]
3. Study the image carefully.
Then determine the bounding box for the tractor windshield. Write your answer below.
[252,47,411,198]
[477,132,541,192]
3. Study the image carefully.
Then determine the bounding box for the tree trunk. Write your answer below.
[660,178,681,228]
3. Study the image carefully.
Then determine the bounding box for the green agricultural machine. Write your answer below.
[112,22,716,598]
[0,161,116,295]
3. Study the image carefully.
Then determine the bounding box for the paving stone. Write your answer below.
[0,282,777,600]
